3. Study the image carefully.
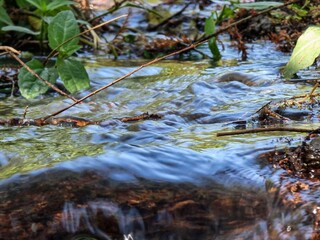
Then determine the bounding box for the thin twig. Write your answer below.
[0,46,20,55]
[113,9,130,41]
[290,92,320,99]
[255,101,272,114]
[10,79,15,97]
[217,127,313,137]
[41,0,300,121]
[275,81,320,105]
[23,106,29,119]
[309,82,319,96]
[89,0,128,23]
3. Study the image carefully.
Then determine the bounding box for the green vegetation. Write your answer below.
[18,10,89,99]
[0,0,90,99]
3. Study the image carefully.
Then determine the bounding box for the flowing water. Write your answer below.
[0,39,319,239]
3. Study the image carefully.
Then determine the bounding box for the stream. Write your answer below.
[1,38,319,239]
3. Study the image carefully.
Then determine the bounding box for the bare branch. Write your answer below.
[217,127,313,137]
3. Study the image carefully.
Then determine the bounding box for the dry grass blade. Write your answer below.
[0,46,20,55]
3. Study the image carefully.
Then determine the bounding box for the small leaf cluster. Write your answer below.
[18,10,89,99]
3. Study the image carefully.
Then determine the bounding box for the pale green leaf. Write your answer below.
[42,16,53,24]
[235,1,283,10]
[2,25,40,35]
[283,26,320,79]
[57,59,89,93]
[48,10,80,54]
[18,59,58,99]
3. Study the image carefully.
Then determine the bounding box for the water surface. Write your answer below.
[0,39,318,239]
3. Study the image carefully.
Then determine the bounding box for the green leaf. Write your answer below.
[16,0,31,8]
[61,45,82,57]
[208,38,221,61]
[57,59,89,93]
[289,4,308,17]
[205,16,221,61]
[48,10,80,54]
[2,25,40,35]
[205,15,215,36]
[47,0,74,11]
[283,26,320,79]
[25,0,47,11]
[235,1,283,10]
[0,7,13,26]
[18,59,58,99]
[216,5,234,23]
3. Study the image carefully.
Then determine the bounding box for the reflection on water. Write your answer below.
[0,39,319,239]
[62,201,145,239]
[0,168,271,239]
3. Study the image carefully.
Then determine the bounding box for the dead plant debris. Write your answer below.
[0,112,162,128]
